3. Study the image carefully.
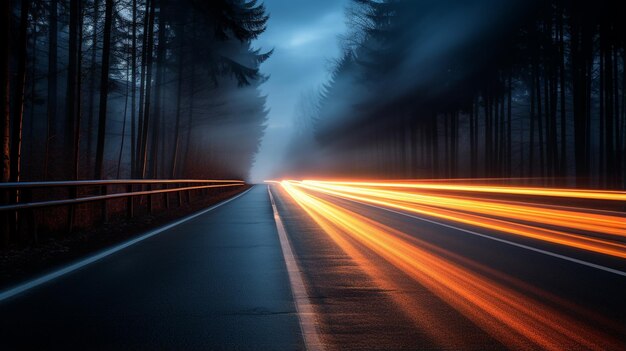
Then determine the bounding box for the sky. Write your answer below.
[249,0,350,183]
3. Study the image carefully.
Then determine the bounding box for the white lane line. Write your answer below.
[268,185,324,351]
[0,186,255,303]
[319,194,626,277]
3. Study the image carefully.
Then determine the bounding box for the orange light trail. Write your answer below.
[304,181,625,235]
[279,181,621,350]
[303,180,626,201]
[288,180,626,259]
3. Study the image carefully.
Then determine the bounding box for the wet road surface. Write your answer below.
[0,186,304,350]
[270,181,626,350]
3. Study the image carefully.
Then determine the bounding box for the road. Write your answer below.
[1,182,625,350]
[0,186,304,350]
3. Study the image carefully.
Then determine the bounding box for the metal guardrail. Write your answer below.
[0,179,244,212]
[0,181,244,212]
[0,180,245,238]
[0,179,244,189]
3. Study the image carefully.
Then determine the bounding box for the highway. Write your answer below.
[1,182,625,350]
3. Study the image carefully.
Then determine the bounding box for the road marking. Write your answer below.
[320,194,626,277]
[0,186,254,303]
[268,185,324,351]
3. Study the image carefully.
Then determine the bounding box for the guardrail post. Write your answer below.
[102,185,108,224]
[12,187,20,241]
[68,186,76,233]
[177,183,182,207]
[24,188,37,245]
[1,188,9,247]
[127,184,134,218]
[165,183,170,209]
[148,183,153,215]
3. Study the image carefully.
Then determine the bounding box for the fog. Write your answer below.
[249,0,350,183]
[252,0,532,181]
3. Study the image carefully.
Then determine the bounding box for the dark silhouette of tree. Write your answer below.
[1,0,10,243]
[10,0,32,184]
[94,0,114,179]
[44,0,57,179]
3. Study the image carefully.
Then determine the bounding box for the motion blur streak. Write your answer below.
[280,181,620,350]
[291,181,626,259]
[304,180,626,201]
[305,182,625,235]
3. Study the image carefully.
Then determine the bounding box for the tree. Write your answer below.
[10,0,32,184]
[1,0,11,244]
[44,0,58,179]
[1,0,11,184]
[94,0,115,179]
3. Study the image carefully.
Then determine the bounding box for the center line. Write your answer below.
[268,185,324,351]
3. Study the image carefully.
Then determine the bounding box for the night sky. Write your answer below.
[250,0,349,182]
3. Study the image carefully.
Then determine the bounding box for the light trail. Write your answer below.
[303,180,626,201]
[304,181,626,236]
[289,181,626,259]
[280,181,621,350]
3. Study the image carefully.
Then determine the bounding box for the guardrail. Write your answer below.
[0,179,245,242]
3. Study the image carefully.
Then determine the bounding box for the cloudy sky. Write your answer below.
[249,0,350,182]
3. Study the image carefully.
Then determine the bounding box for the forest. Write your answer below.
[1,0,270,184]
[285,0,625,189]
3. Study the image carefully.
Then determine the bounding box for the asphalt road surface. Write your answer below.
[1,183,625,350]
[270,182,626,350]
[0,186,304,350]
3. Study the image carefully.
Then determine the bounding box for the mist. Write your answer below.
[249,0,349,183]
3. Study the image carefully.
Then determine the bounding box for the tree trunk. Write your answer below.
[150,0,166,179]
[136,0,151,177]
[485,91,492,176]
[529,73,536,177]
[499,89,505,176]
[183,15,197,178]
[469,98,477,177]
[604,37,614,186]
[130,0,137,178]
[74,3,83,180]
[44,0,58,179]
[599,30,605,184]
[431,114,439,177]
[536,64,545,178]
[87,0,100,170]
[94,0,114,179]
[10,0,31,185]
[171,24,185,179]
[1,0,11,244]
[117,46,131,179]
[139,0,156,178]
[28,10,37,179]
[558,7,566,178]
[507,72,512,176]
[64,0,80,179]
